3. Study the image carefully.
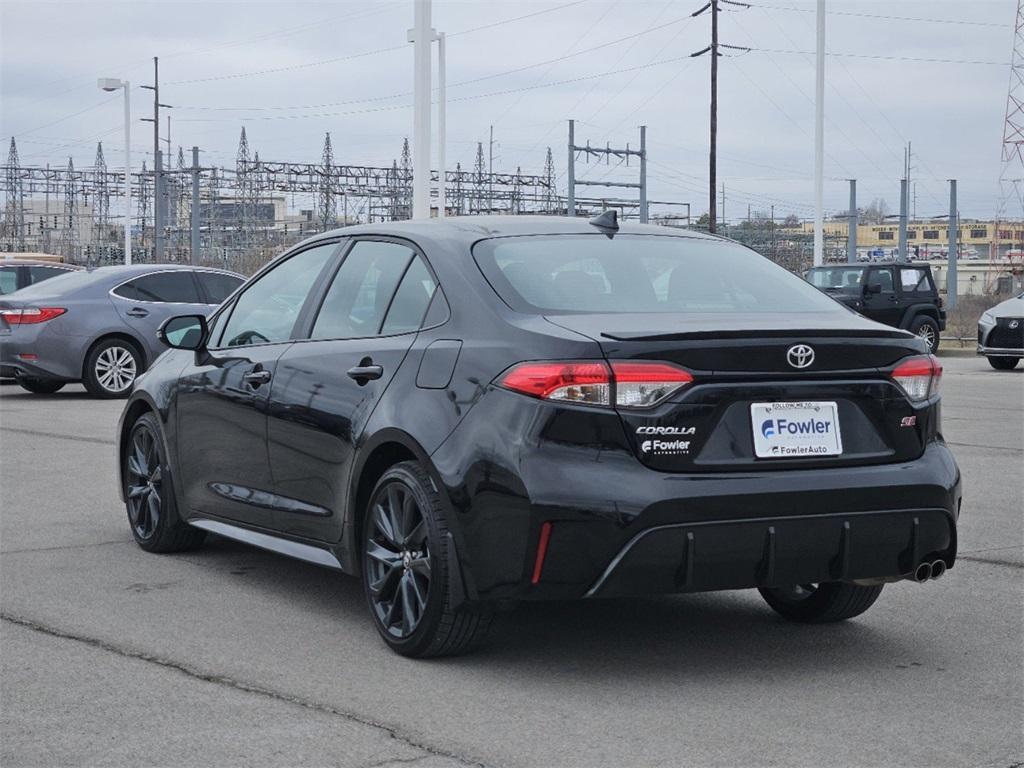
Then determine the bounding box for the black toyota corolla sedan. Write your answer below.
[117,214,961,657]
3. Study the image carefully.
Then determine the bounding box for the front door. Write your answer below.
[266,239,439,542]
[110,270,210,362]
[175,241,340,530]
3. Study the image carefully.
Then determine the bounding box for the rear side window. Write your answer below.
[474,234,842,314]
[381,257,437,335]
[0,266,18,294]
[114,272,201,303]
[900,267,933,294]
[28,266,68,285]
[311,241,414,339]
[196,271,243,304]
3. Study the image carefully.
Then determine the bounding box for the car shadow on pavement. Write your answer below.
[189,535,918,681]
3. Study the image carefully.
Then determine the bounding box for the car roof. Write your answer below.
[302,215,723,250]
[0,259,82,269]
[81,263,241,278]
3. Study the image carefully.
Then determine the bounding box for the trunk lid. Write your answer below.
[545,312,932,472]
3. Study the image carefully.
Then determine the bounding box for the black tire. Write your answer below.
[758,582,883,623]
[988,356,1020,371]
[362,461,492,658]
[123,412,206,553]
[17,377,65,394]
[84,337,143,398]
[909,316,940,352]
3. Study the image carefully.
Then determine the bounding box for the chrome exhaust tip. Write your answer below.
[930,560,947,580]
[913,562,932,583]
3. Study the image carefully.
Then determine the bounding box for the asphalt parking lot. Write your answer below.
[0,355,1021,768]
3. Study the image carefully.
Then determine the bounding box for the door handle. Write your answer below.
[242,368,272,387]
[347,364,383,384]
[126,307,149,317]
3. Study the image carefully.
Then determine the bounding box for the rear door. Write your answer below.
[266,238,439,542]
[860,267,902,326]
[194,270,245,307]
[175,242,339,529]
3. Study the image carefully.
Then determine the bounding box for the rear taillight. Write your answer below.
[497,360,693,408]
[0,307,66,325]
[892,354,942,402]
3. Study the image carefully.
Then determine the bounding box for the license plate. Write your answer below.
[750,401,843,459]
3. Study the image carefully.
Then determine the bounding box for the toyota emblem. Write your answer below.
[786,344,815,369]
[1011,320,1020,329]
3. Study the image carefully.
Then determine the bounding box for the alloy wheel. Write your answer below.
[365,482,432,639]
[95,345,137,393]
[916,324,937,351]
[126,424,162,540]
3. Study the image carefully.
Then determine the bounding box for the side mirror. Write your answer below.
[865,282,883,295]
[158,314,208,350]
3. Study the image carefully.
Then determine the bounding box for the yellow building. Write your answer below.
[789,220,1021,255]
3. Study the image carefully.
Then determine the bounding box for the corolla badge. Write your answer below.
[786,344,815,369]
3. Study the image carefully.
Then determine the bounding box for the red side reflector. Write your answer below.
[531,522,553,585]
[0,307,66,325]
[16,353,38,361]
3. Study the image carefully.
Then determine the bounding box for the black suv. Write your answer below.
[806,263,946,352]
[118,217,960,657]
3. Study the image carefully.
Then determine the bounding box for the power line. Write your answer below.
[751,48,1009,66]
[755,4,1012,29]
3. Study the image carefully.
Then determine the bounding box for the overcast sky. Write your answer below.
[0,0,1015,221]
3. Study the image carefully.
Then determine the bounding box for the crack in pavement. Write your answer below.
[0,426,115,445]
[0,613,489,768]
[0,540,129,555]
[957,555,1024,569]
[944,440,1024,453]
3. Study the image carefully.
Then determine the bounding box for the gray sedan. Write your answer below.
[0,264,244,396]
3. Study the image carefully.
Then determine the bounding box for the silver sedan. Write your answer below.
[0,264,244,396]
[977,291,1024,370]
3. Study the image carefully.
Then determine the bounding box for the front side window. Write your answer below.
[868,268,895,293]
[114,271,201,303]
[807,267,865,290]
[311,241,415,339]
[218,242,336,348]
[474,235,843,315]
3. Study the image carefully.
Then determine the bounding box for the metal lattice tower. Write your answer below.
[93,143,110,260]
[398,138,412,220]
[60,158,79,261]
[472,143,486,214]
[137,160,150,254]
[543,147,557,213]
[316,133,336,231]
[4,137,25,250]
[236,128,255,255]
[999,0,1024,220]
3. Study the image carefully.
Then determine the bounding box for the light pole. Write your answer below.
[98,78,132,265]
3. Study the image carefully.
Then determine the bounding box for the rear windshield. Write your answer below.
[2,268,111,298]
[807,267,866,290]
[473,234,843,314]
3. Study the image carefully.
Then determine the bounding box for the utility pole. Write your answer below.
[436,31,446,218]
[720,182,726,228]
[567,119,575,216]
[692,0,750,234]
[140,57,171,261]
[410,0,432,219]
[191,146,200,265]
[813,0,825,266]
[898,178,909,262]
[639,125,648,223]
[947,179,958,309]
[847,179,857,264]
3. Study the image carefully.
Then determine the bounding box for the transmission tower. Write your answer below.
[60,158,79,261]
[316,133,337,231]
[472,143,486,214]
[93,142,110,261]
[138,160,150,255]
[236,128,255,255]
[4,137,25,250]
[543,147,557,213]
[399,138,412,220]
[998,0,1024,226]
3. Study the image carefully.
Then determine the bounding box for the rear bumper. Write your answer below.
[0,328,80,381]
[585,506,954,598]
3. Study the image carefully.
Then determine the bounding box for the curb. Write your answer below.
[935,347,977,358]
